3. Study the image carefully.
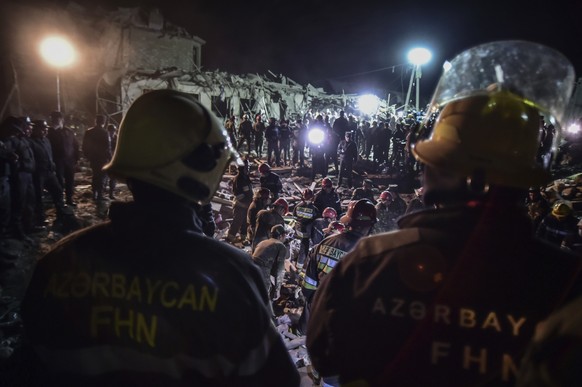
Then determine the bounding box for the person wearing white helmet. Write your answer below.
[307,41,582,387]
[21,90,299,386]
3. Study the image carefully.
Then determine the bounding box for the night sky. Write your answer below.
[152,0,582,98]
[7,0,582,102]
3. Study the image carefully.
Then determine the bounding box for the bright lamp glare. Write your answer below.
[567,123,581,134]
[308,128,325,145]
[40,36,76,68]
[407,48,432,66]
[443,61,452,72]
[358,94,380,116]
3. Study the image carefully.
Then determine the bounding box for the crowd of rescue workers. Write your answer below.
[1,39,582,387]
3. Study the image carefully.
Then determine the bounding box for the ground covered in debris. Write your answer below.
[1,159,581,386]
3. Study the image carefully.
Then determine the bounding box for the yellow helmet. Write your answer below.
[412,40,575,189]
[104,89,241,204]
[551,201,572,219]
[413,91,547,188]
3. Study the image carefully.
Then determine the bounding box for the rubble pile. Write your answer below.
[3,158,580,385]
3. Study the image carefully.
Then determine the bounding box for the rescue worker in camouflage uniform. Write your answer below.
[297,199,376,335]
[293,188,319,270]
[252,198,288,253]
[247,187,271,245]
[21,89,299,386]
[226,159,253,244]
[252,224,289,301]
[307,41,581,387]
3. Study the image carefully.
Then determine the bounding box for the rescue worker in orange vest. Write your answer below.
[307,41,582,387]
[21,90,299,386]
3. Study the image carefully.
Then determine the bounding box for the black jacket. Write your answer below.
[48,126,80,165]
[307,202,581,387]
[22,201,298,386]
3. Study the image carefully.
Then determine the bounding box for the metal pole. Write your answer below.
[404,65,415,113]
[56,69,61,112]
[415,65,422,111]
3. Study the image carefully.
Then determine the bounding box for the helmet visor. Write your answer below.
[425,40,575,128]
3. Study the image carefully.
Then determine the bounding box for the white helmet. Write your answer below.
[104,89,241,204]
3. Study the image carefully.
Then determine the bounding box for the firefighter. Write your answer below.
[311,206,338,246]
[372,190,397,233]
[536,201,579,247]
[307,41,581,387]
[297,199,376,336]
[293,188,319,270]
[21,89,299,386]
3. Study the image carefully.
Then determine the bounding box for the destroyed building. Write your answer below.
[0,2,404,127]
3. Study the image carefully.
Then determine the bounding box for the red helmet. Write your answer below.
[322,207,337,219]
[323,221,345,234]
[302,188,314,200]
[321,177,333,188]
[340,199,377,227]
[273,198,289,214]
[379,191,393,202]
[259,163,271,174]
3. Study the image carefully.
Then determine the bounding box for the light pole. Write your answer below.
[40,36,76,112]
[404,47,432,112]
